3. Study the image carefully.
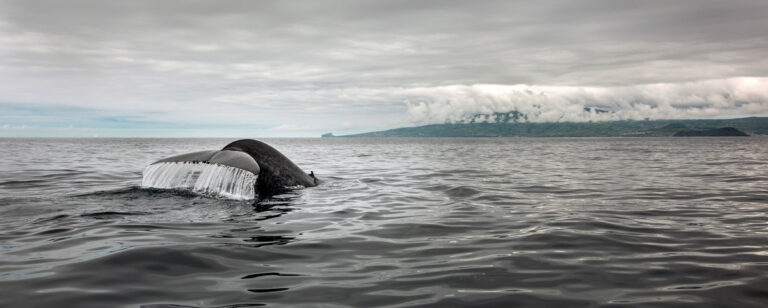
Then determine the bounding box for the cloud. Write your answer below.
[268,124,313,132]
[203,77,768,124]
[1,124,33,130]
[0,1,767,136]
[402,77,768,123]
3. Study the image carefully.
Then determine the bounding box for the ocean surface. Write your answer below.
[1,137,767,307]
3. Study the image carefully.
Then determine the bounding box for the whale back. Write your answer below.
[223,139,317,194]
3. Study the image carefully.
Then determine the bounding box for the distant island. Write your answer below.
[673,127,749,137]
[324,115,767,137]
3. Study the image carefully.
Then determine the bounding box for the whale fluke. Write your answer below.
[154,150,261,175]
[142,139,317,199]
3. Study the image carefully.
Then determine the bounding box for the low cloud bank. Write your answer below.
[403,77,768,124]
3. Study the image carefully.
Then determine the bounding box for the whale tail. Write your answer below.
[141,139,317,199]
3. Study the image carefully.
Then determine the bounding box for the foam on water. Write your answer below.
[141,162,257,200]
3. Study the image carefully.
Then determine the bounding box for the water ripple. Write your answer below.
[0,137,767,307]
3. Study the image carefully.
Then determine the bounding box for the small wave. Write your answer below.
[247,288,290,293]
[80,211,149,219]
[72,186,204,199]
[444,186,481,198]
[241,272,301,279]
[0,179,50,187]
[33,214,71,223]
[75,185,295,203]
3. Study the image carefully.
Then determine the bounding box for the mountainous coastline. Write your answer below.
[326,116,767,137]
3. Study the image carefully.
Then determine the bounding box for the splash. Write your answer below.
[141,162,257,200]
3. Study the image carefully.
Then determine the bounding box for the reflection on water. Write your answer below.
[1,137,768,307]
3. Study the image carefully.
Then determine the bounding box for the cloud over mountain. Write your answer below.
[403,78,768,124]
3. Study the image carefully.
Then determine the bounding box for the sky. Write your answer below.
[1,0,768,137]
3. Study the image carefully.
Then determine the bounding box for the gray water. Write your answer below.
[1,137,767,307]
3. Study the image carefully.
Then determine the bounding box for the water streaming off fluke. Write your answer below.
[141,162,257,200]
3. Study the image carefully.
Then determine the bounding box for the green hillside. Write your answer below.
[329,117,768,137]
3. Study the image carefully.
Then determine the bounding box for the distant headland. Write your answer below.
[323,116,766,138]
[672,127,749,137]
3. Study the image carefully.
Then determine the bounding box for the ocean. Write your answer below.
[1,137,767,307]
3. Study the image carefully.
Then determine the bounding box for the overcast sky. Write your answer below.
[2,0,767,137]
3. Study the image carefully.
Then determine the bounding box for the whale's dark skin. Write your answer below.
[151,139,317,196]
[223,139,317,194]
